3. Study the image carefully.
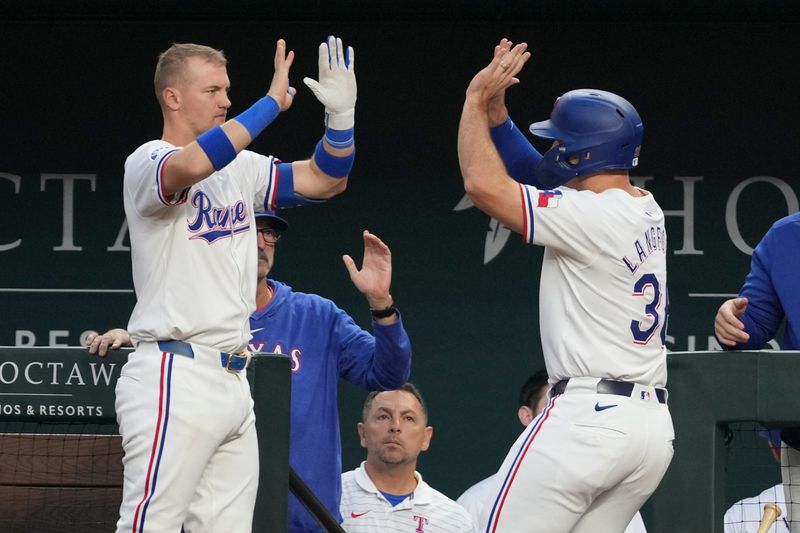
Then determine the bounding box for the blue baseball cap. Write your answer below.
[759,428,783,449]
[255,210,289,232]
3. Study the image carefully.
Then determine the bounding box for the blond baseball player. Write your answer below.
[457,39,673,532]
[118,36,356,533]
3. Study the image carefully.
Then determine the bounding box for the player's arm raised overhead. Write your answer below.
[486,39,543,187]
[160,39,298,196]
[290,35,358,200]
[339,231,412,390]
[458,41,531,235]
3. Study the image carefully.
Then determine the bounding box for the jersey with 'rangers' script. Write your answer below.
[340,463,476,533]
[124,140,292,353]
[520,185,668,387]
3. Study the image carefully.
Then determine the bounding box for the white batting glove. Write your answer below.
[303,35,356,130]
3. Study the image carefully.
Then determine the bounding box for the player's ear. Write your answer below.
[518,406,534,427]
[162,87,181,111]
[357,422,367,448]
[420,426,433,452]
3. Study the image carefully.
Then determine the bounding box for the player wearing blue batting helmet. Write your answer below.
[529,89,643,189]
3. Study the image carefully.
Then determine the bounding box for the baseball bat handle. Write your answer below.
[756,503,781,533]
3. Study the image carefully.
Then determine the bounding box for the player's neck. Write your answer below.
[364,460,419,495]
[566,172,643,196]
[161,117,197,147]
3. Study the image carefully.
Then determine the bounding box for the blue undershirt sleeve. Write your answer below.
[490,118,544,187]
[274,162,326,207]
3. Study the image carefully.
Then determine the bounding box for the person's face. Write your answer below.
[175,56,231,135]
[256,220,281,281]
[358,390,432,466]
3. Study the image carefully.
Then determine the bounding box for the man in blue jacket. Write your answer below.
[250,211,412,531]
[87,211,412,532]
[714,212,800,351]
[714,211,800,530]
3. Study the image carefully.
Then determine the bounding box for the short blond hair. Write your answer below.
[154,43,227,106]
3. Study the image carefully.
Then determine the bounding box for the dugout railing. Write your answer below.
[646,350,800,532]
[0,347,292,532]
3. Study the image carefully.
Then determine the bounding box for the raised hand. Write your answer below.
[342,230,393,310]
[303,35,357,130]
[267,39,297,112]
[487,38,515,126]
[465,40,531,109]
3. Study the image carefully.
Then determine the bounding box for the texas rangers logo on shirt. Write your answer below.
[413,515,429,532]
[187,190,249,244]
[536,189,562,208]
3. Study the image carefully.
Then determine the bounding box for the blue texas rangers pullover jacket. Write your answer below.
[248,280,412,532]
[724,212,800,350]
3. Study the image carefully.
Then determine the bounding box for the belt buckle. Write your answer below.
[225,351,252,372]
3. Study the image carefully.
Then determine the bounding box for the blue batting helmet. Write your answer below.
[529,89,643,189]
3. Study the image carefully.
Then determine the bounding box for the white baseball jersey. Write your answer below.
[457,473,648,533]
[124,140,283,353]
[520,185,668,387]
[485,184,673,533]
[341,463,477,533]
[724,484,789,532]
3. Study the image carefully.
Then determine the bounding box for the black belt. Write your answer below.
[157,340,250,372]
[553,378,667,405]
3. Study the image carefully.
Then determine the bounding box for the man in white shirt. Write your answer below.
[340,383,476,532]
[724,430,790,532]
[457,371,648,533]
[724,484,788,532]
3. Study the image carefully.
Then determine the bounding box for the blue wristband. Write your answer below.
[234,96,280,139]
[490,118,543,187]
[196,126,237,171]
[324,127,354,149]
[313,140,354,178]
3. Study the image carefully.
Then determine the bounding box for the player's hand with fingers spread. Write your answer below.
[465,39,531,108]
[267,39,297,112]
[303,35,357,130]
[86,328,132,357]
[342,230,393,311]
[714,297,751,346]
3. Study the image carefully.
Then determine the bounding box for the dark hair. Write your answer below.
[362,382,427,423]
[518,369,549,410]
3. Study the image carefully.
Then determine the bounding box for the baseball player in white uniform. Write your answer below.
[117,36,356,533]
[457,372,648,533]
[457,39,673,532]
[340,384,477,533]
[724,430,791,532]
[724,484,789,532]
